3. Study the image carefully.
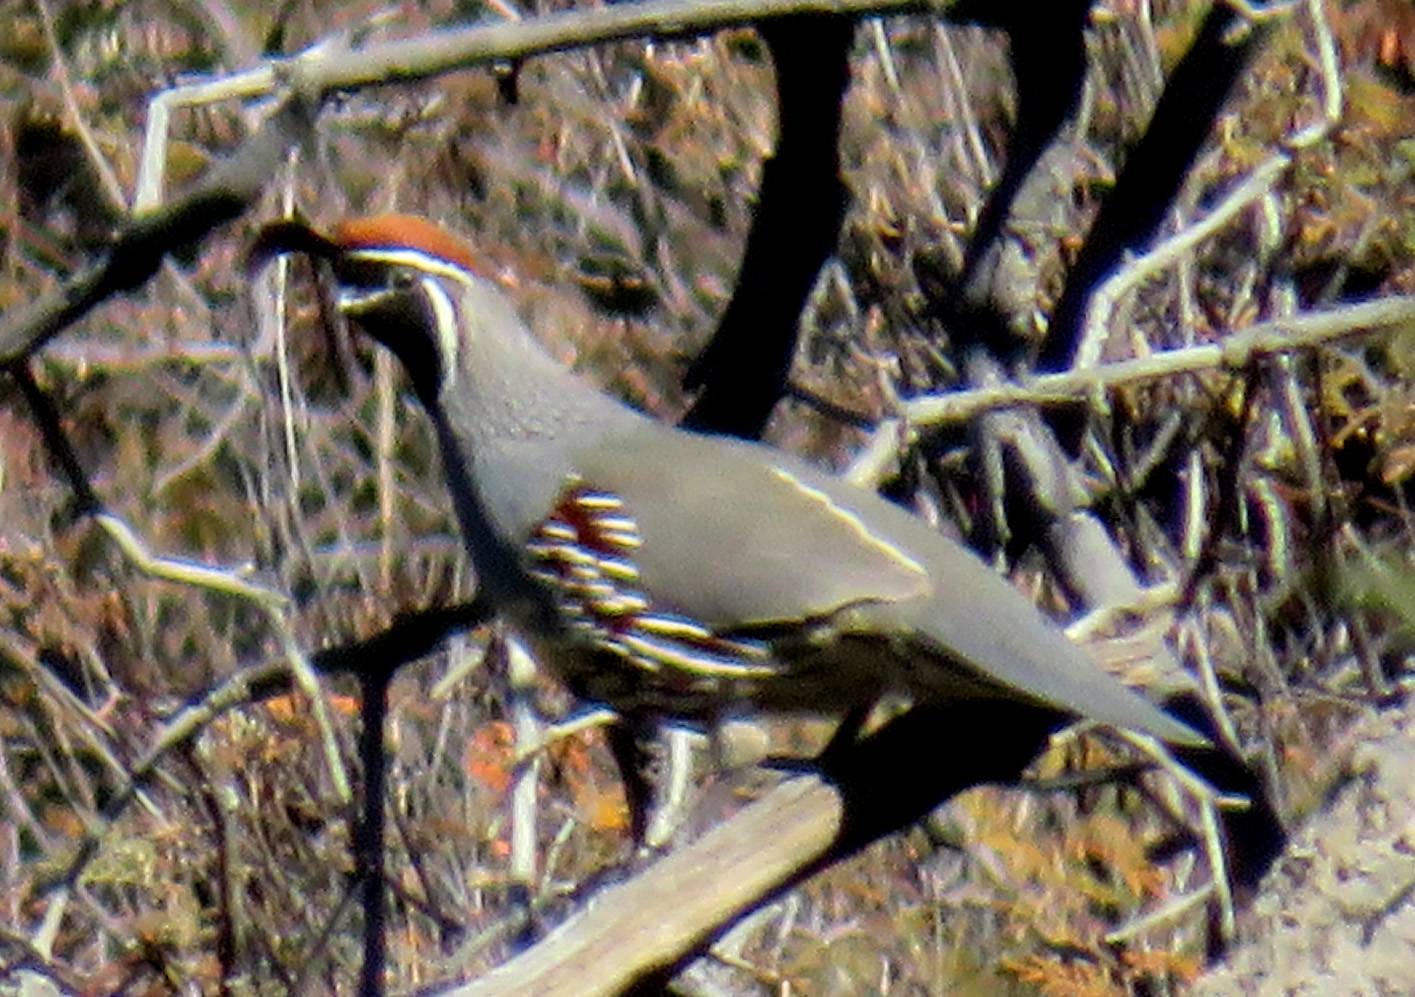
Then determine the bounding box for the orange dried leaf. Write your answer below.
[579,787,630,834]
[263,694,302,723]
[1122,947,1202,983]
[328,693,360,717]
[464,721,515,795]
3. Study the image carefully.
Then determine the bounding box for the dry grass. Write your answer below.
[2,0,1415,992]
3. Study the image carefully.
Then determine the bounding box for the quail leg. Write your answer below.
[604,715,658,847]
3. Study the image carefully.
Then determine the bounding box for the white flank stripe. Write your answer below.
[618,632,775,678]
[600,530,642,550]
[537,522,577,542]
[595,556,640,582]
[634,613,711,640]
[591,515,638,534]
[575,492,624,510]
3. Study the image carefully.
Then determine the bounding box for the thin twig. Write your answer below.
[94,514,286,608]
[904,295,1415,427]
[1074,156,1290,372]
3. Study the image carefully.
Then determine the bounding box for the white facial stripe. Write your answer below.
[345,248,479,287]
[418,276,460,395]
[337,285,405,313]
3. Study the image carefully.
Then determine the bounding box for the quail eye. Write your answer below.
[391,270,417,291]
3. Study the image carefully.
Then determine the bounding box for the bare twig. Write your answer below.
[841,295,1415,480]
[904,296,1415,427]
[506,635,543,890]
[1074,157,1290,372]
[1075,0,1341,372]
[91,512,352,803]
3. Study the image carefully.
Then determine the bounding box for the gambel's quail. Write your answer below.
[252,214,1206,749]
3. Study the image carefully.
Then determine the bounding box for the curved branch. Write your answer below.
[680,16,854,438]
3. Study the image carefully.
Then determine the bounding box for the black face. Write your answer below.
[248,222,452,405]
[334,259,447,404]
